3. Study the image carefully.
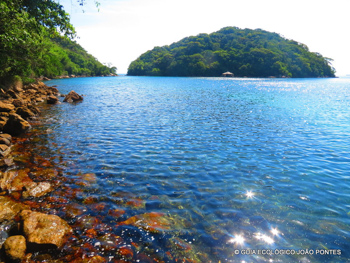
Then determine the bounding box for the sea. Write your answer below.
[16,76,350,262]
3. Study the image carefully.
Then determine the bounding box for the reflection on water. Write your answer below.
[13,77,350,262]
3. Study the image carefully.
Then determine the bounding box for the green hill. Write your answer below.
[127,27,335,78]
[40,36,117,78]
[0,0,116,84]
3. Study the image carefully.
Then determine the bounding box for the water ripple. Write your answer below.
[30,76,350,262]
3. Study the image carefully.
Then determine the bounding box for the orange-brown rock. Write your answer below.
[47,95,59,104]
[20,210,72,248]
[3,235,26,261]
[0,196,29,222]
[63,90,83,102]
[0,133,11,146]
[0,169,33,192]
[22,182,52,198]
[0,101,15,112]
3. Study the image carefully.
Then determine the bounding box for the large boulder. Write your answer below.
[63,90,83,102]
[20,210,72,248]
[3,113,31,136]
[3,235,26,261]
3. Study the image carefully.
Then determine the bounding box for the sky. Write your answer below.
[59,0,349,76]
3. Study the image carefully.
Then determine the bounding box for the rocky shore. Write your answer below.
[0,79,210,263]
[0,80,82,262]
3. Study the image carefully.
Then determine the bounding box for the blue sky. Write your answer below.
[59,0,349,75]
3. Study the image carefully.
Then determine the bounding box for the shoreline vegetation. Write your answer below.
[1,0,117,86]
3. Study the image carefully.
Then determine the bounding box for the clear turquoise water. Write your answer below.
[38,77,350,262]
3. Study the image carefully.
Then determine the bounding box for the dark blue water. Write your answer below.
[39,77,350,262]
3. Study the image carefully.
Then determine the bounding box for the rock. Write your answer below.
[0,135,11,146]
[63,90,83,103]
[46,95,59,104]
[118,212,188,234]
[47,86,59,95]
[0,169,34,192]
[23,84,38,91]
[6,89,19,99]
[0,133,11,141]
[3,235,26,261]
[0,101,15,112]
[0,196,29,222]
[0,206,16,223]
[64,203,88,219]
[27,105,40,115]
[3,113,31,136]
[30,168,58,180]
[12,99,27,108]
[16,106,36,120]
[22,182,52,198]
[0,144,11,157]
[0,157,14,168]
[36,81,46,89]
[20,210,72,248]
[0,116,9,130]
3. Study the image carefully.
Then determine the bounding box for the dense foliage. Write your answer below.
[0,0,115,83]
[39,36,117,78]
[128,27,335,78]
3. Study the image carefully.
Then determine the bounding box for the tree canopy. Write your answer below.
[0,0,115,82]
[128,27,335,78]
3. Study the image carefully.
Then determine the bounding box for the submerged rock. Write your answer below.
[20,210,72,248]
[22,182,52,198]
[0,196,29,222]
[63,90,83,102]
[3,235,26,261]
[0,169,33,192]
[118,212,189,234]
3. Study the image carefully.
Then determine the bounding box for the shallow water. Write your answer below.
[18,77,350,262]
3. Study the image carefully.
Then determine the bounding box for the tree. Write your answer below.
[127,26,335,78]
[1,0,116,81]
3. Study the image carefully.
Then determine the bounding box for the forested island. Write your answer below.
[128,27,335,78]
[0,0,116,85]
